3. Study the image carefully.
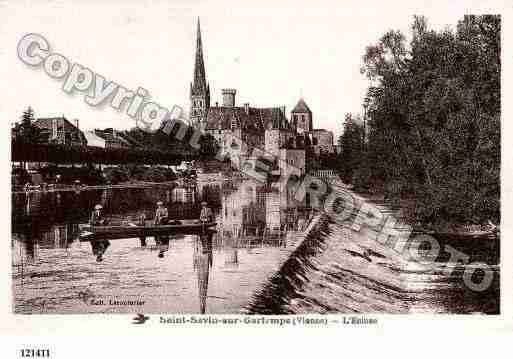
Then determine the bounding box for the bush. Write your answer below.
[36,165,105,185]
[12,167,31,187]
[384,180,404,207]
[352,164,372,192]
[140,166,176,182]
[119,164,146,180]
[104,166,129,184]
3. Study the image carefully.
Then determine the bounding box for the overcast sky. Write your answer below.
[1,0,505,136]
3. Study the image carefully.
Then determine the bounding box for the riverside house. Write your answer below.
[33,117,87,147]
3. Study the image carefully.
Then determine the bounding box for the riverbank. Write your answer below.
[343,182,498,235]
[13,180,177,194]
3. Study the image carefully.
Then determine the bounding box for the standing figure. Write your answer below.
[199,201,213,223]
[154,201,169,258]
[89,204,110,262]
[138,211,147,247]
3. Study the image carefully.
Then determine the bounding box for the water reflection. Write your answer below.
[193,234,213,314]
[223,237,239,268]
[13,176,311,245]
[12,233,39,266]
[12,222,80,269]
[41,223,80,249]
[12,177,303,314]
[205,177,310,241]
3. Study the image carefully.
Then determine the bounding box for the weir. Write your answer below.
[247,180,500,314]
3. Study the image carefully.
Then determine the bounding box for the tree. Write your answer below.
[337,113,364,182]
[16,107,41,144]
[198,133,219,159]
[360,15,500,224]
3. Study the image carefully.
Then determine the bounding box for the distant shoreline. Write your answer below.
[12,180,177,194]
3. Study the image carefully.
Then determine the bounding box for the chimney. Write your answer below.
[222,89,236,107]
[244,103,249,115]
[73,119,79,129]
[52,119,57,139]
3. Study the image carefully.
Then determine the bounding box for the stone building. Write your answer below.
[188,19,335,177]
[279,148,306,176]
[309,129,334,155]
[291,98,313,133]
[204,91,289,160]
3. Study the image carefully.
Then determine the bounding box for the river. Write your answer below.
[12,174,310,314]
[11,174,499,314]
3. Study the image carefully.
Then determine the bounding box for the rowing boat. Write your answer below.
[79,220,216,241]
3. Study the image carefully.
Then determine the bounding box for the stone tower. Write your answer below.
[291,98,312,133]
[190,18,210,127]
[222,89,236,107]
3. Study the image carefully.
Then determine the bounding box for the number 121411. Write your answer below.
[20,349,50,358]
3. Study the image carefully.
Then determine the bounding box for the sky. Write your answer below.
[0,0,505,137]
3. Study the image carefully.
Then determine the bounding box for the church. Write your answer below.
[189,19,335,174]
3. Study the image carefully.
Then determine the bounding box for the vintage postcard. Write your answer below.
[1,0,511,354]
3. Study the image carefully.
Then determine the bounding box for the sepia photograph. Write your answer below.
[2,0,504,328]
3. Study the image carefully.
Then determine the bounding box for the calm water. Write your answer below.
[12,175,310,314]
[12,175,499,314]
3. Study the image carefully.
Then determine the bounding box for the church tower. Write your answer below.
[190,18,210,127]
[291,98,313,133]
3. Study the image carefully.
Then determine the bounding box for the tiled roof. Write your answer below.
[118,131,143,147]
[34,117,77,131]
[94,130,129,146]
[205,106,289,132]
[34,117,86,144]
[291,98,312,113]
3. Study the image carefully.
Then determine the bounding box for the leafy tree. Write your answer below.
[198,133,219,159]
[337,113,364,182]
[359,15,500,225]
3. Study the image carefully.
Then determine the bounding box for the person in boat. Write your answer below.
[200,201,213,223]
[138,211,147,247]
[154,201,169,258]
[89,204,110,262]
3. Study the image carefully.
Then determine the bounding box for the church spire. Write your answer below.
[190,17,210,126]
[192,17,208,96]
